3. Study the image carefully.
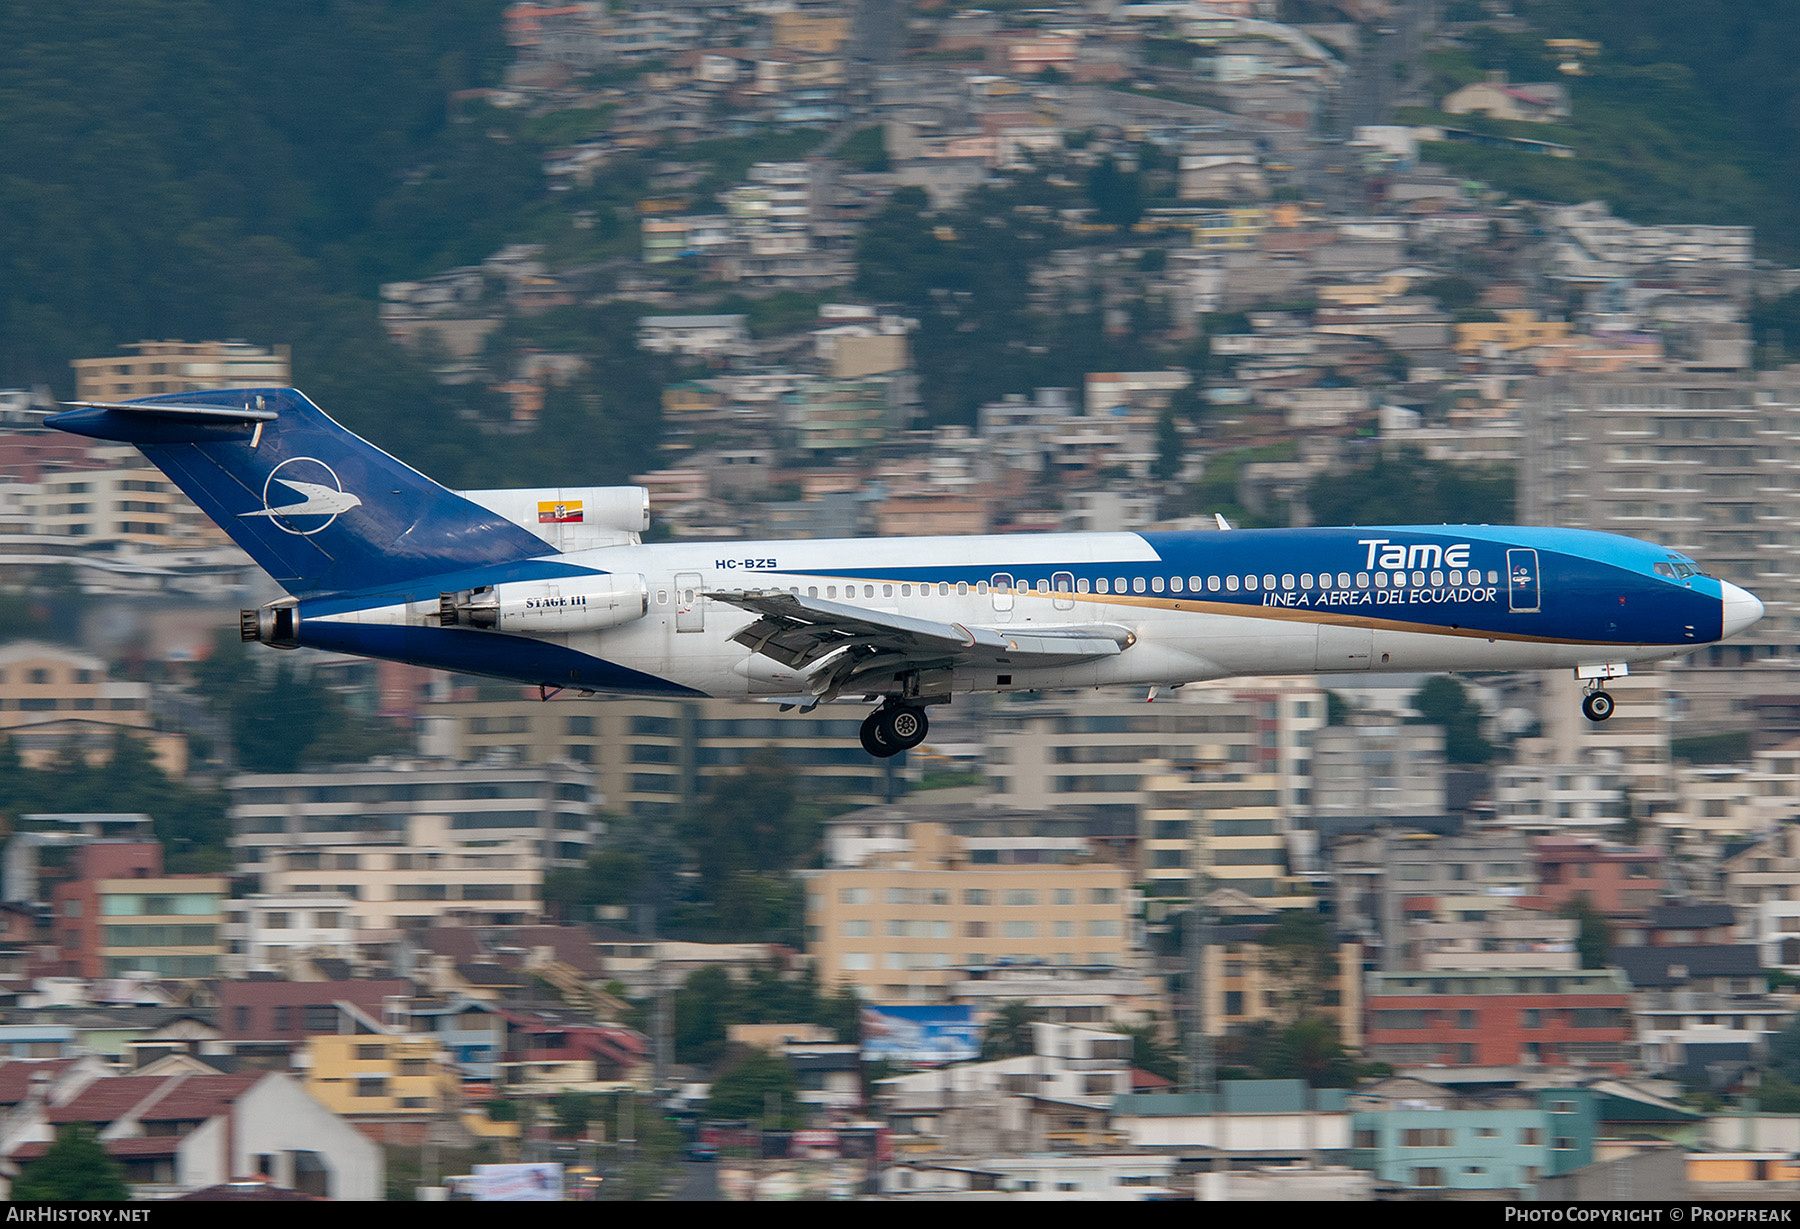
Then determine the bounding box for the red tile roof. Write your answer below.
[49,1071,265,1126]
[138,1073,262,1121]
[50,1075,168,1124]
[0,1059,77,1107]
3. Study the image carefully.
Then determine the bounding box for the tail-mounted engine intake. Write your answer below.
[439,574,649,633]
[240,601,301,649]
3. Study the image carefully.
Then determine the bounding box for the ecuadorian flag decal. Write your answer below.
[538,500,583,524]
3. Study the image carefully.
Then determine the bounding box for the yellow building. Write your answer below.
[1454,310,1574,355]
[71,340,291,402]
[1201,931,1364,1049]
[0,641,186,774]
[771,9,849,55]
[304,1033,458,1119]
[1142,771,1309,904]
[804,821,1137,1003]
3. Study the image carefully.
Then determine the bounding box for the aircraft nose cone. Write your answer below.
[1721,581,1764,639]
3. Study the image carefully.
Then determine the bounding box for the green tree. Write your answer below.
[704,1050,800,1127]
[12,1125,128,1201]
[1121,1023,1180,1084]
[673,965,740,1066]
[1306,447,1515,527]
[1561,893,1614,970]
[1256,912,1335,1023]
[1086,156,1143,229]
[551,1091,594,1139]
[1409,676,1495,765]
[1153,406,1184,481]
[980,1000,1036,1060]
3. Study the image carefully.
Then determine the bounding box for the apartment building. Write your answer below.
[222,893,359,978]
[985,682,1324,827]
[70,340,290,401]
[803,818,1137,1003]
[228,757,598,883]
[1330,830,1539,970]
[1364,968,1635,1070]
[1521,371,1800,726]
[1140,770,1305,905]
[1721,823,1800,970]
[1531,836,1662,920]
[49,841,227,979]
[304,1032,459,1125]
[1310,712,1447,825]
[422,693,894,819]
[1197,925,1365,1048]
[255,817,549,937]
[0,641,183,773]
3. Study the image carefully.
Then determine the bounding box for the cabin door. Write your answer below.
[675,572,704,632]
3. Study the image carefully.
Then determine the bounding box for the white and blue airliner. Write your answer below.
[48,389,1764,757]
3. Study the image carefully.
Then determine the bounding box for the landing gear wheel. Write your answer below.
[884,705,929,751]
[860,710,895,757]
[859,706,929,757]
[1581,690,1615,723]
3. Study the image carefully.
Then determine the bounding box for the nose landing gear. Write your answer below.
[860,704,930,758]
[1581,686,1614,723]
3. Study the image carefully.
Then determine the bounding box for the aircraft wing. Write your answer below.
[708,589,1134,705]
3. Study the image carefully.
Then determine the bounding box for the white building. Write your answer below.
[222,893,359,977]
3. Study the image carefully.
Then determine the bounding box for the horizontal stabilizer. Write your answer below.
[59,399,278,423]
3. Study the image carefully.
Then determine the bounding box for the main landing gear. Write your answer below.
[1581,686,1615,723]
[860,704,929,758]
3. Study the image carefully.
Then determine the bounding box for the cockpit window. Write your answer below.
[1663,557,1703,580]
[1654,562,1676,578]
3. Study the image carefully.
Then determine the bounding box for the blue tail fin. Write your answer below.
[47,388,553,597]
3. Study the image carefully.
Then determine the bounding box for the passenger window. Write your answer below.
[1170,576,1183,593]
[1097,578,1110,594]
[1244,575,1258,591]
[1282,574,1295,589]
[1151,576,1165,593]
[1226,575,1239,592]
[1263,574,1276,590]
[1208,576,1221,592]
[1132,577,1146,594]
[1076,579,1089,593]
[1301,573,1313,589]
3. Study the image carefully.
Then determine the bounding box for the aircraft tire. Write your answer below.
[1581,691,1614,723]
[860,710,894,757]
[884,705,929,751]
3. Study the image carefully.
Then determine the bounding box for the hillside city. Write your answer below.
[5,0,1800,1203]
